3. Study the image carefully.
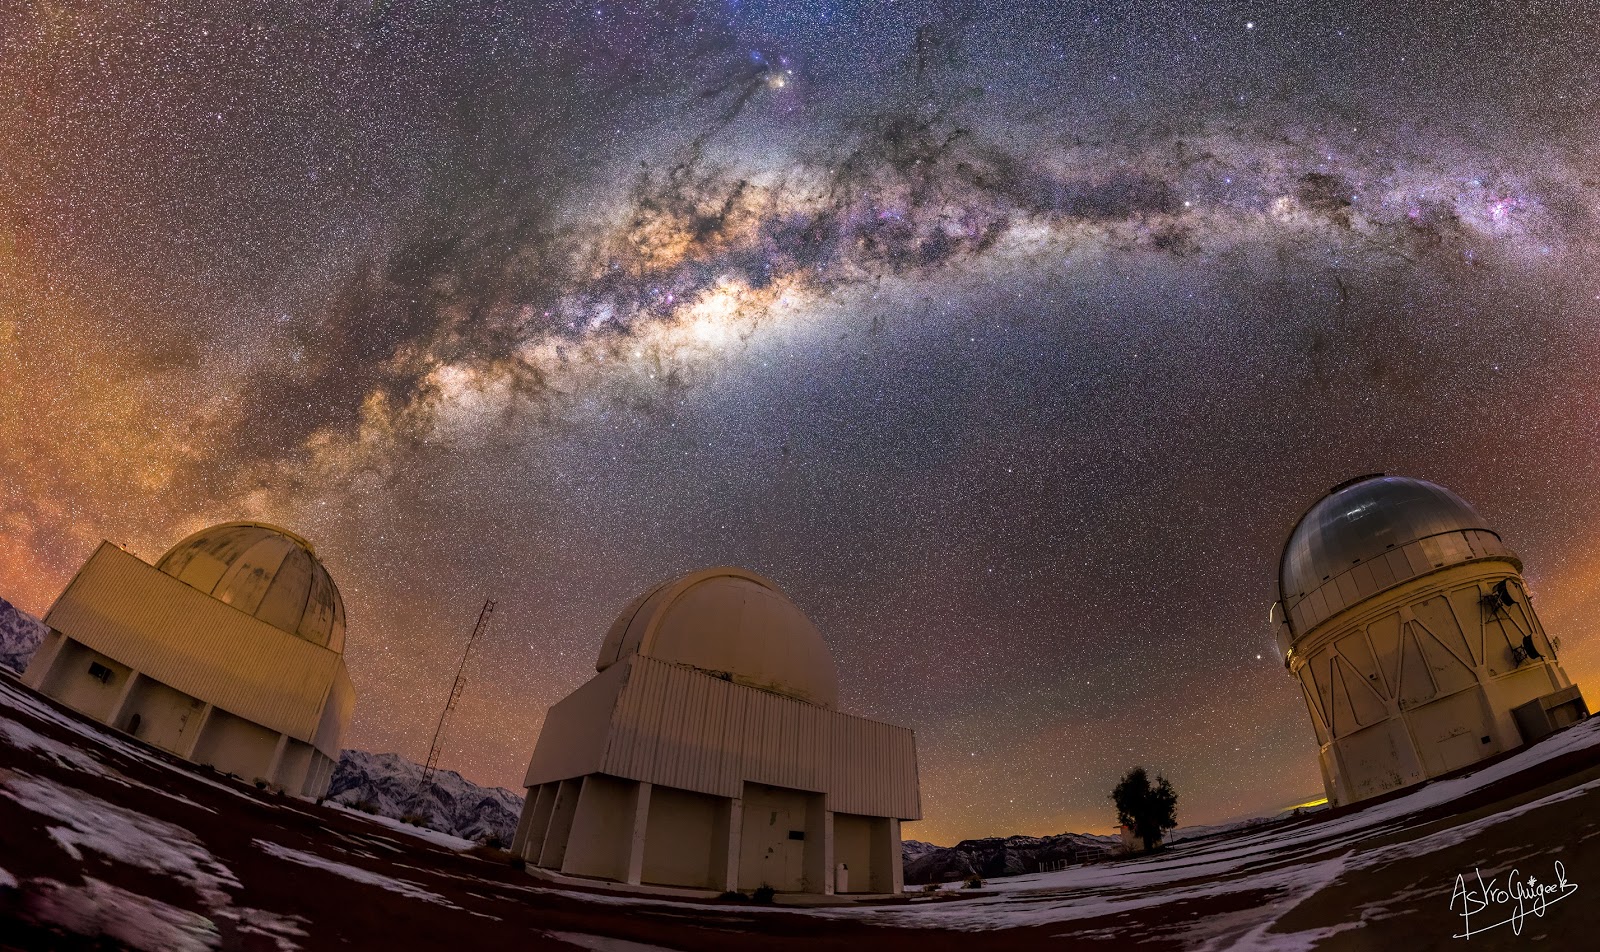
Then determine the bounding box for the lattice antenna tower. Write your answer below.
[414,598,496,800]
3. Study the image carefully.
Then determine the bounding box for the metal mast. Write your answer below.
[415,598,495,798]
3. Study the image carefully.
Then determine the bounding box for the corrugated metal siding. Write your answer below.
[312,665,357,758]
[600,656,919,819]
[44,544,342,741]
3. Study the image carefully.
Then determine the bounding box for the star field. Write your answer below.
[2,1,1599,843]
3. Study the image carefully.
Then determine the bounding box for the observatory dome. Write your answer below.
[1280,475,1492,602]
[1278,475,1517,638]
[156,521,347,651]
[596,567,840,708]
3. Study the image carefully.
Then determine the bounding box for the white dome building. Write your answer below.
[512,567,920,896]
[1274,475,1587,806]
[595,569,839,707]
[24,522,356,797]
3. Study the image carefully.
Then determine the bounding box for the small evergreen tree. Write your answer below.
[1111,766,1178,850]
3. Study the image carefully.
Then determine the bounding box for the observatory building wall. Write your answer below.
[524,654,920,816]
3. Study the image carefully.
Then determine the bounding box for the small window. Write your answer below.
[1481,736,1492,744]
[87,662,113,684]
[788,830,805,841]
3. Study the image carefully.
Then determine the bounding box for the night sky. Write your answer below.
[3,1,1599,844]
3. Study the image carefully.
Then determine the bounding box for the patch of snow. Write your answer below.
[254,839,461,907]
[325,801,477,850]
[0,771,239,904]
[490,878,791,913]
[868,854,1355,932]
[215,906,310,952]
[0,714,217,813]
[0,715,109,775]
[25,876,221,952]
[329,829,406,853]
[46,826,85,860]
[549,931,682,951]
[1354,775,1600,867]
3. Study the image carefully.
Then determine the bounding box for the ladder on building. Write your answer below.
[412,598,496,806]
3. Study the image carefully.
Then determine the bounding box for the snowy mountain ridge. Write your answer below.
[326,749,525,846]
[0,594,47,675]
[901,831,1122,884]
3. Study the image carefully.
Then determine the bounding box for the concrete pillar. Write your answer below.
[308,752,333,798]
[887,818,904,894]
[561,775,647,883]
[106,671,143,731]
[510,785,539,858]
[538,777,583,870]
[803,796,834,895]
[862,816,904,894]
[303,752,323,797]
[265,733,289,787]
[519,784,559,863]
[825,811,836,894]
[714,796,743,891]
[20,631,67,690]
[625,781,651,886]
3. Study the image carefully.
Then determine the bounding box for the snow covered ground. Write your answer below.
[2,669,1598,950]
[321,801,478,852]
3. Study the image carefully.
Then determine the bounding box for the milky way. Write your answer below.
[3,1,1599,841]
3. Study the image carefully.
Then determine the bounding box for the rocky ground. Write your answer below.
[1,669,1596,950]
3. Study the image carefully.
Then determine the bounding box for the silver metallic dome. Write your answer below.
[156,521,347,651]
[1280,475,1490,604]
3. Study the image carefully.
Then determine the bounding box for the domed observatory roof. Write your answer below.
[1277,475,1516,639]
[156,521,347,652]
[596,567,840,708]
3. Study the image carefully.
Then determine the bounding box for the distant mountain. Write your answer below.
[901,831,1121,884]
[0,594,47,674]
[901,815,1292,884]
[327,749,525,845]
[901,838,943,861]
